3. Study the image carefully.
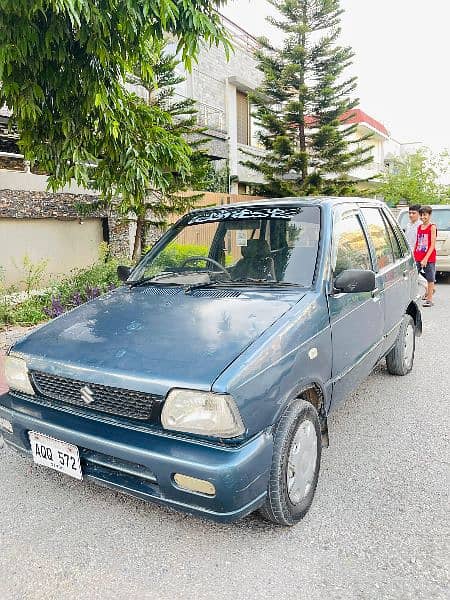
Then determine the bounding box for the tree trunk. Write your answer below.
[132,216,144,261]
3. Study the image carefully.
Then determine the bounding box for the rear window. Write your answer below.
[398,208,450,232]
[432,209,450,231]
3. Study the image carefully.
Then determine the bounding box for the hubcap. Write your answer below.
[287,420,318,505]
[403,323,414,368]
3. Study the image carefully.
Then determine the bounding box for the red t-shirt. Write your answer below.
[414,224,437,263]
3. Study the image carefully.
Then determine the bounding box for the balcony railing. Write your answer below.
[195,101,226,132]
[171,94,226,133]
[218,13,260,53]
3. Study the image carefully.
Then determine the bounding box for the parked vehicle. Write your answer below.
[0,198,422,526]
[397,205,450,274]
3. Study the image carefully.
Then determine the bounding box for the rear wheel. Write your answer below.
[386,314,415,375]
[259,399,321,526]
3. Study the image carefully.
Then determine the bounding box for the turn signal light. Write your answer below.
[173,473,216,497]
[0,417,13,433]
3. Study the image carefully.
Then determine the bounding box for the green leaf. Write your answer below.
[94,93,103,107]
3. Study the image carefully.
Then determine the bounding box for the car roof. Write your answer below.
[187,196,387,215]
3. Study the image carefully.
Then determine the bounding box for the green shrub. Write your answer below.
[21,255,49,296]
[0,266,15,327]
[8,295,50,325]
[1,245,129,327]
[145,242,209,269]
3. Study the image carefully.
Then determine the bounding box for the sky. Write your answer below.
[220,0,450,155]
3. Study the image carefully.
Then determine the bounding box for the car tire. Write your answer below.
[386,314,415,376]
[259,399,321,526]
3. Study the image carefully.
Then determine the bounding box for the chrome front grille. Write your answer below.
[30,371,162,421]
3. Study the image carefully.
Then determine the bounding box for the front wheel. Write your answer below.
[259,399,321,526]
[386,314,415,376]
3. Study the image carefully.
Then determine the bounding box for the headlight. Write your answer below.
[4,355,35,395]
[161,389,245,438]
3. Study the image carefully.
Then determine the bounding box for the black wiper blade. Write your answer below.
[183,279,304,293]
[184,281,225,294]
[231,278,281,285]
[130,278,181,289]
[231,278,272,284]
[231,279,303,287]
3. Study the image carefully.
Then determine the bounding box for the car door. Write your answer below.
[360,206,410,353]
[328,206,385,406]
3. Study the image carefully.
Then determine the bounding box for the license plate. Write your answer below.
[29,431,83,481]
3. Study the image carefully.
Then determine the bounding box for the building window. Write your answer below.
[236,91,250,145]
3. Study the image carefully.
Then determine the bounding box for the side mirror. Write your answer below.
[117,265,132,282]
[334,269,376,294]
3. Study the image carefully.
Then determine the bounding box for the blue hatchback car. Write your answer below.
[0,198,422,526]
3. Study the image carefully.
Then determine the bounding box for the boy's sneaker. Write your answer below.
[422,299,433,307]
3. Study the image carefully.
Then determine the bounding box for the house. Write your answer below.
[178,14,265,195]
[127,13,265,194]
[340,109,421,185]
[304,108,420,188]
[341,108,392,182]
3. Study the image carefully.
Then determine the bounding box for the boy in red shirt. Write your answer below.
[414,206,437,307]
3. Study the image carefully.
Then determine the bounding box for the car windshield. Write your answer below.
[131,205,321,287]
[398,208,450,232]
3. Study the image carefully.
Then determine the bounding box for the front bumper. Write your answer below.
[0,392,273,522]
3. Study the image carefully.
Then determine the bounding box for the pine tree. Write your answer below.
[244,0,372,196]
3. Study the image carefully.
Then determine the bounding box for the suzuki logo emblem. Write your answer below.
[80,386,94,406]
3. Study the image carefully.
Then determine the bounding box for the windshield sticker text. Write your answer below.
[187,207,303,225]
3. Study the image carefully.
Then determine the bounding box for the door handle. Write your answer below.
[371,287,380,299]
[402,269,409,279]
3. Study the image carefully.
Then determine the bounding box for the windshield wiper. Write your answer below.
[231,278,301,287]
[183,280,229,293]
[231,278,274,285]
[130,273,180,288]
[184,278,303,292]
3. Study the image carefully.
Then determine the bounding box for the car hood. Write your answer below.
[13,286,305,395]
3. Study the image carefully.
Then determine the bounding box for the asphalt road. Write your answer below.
[0,281,449,600]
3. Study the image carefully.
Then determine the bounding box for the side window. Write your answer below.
[382,213,402,260]
[361,207,395,270]
[333,213,372,277]
[384,210,410,257]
